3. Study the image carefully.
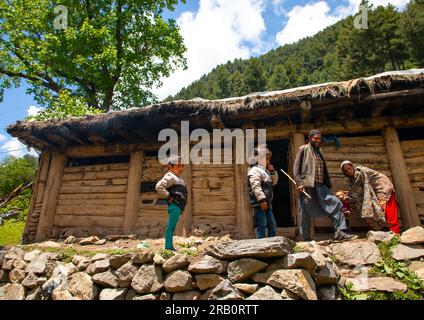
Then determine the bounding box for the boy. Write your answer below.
[156,156,187,251]
[248,145,279,239]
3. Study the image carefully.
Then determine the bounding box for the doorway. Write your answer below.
[267,140,293,227]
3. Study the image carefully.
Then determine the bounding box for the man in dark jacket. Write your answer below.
[293,129,357,242]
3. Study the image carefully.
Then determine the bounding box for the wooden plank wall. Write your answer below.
[52,163,129,237]
[191,163,237,236]
[401,140,424,224]
[316,136,393,228]
[137,157,168,237]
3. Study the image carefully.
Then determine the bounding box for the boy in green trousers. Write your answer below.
[155,156,187,251]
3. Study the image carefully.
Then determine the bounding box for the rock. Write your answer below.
[91,253,109,262]
[315,261,339,286]
[23,250,41,263]
[92,270,119,288]
[64,236,78,244]
[199,288,214,300]
[106,234,137,241]
[86,259,110,275]
[99,288,127,300]
[153,254,166,265]
[52,288,74,300]
[188,255,227,274]
[317,285,337,300]
[22,272,39,289]
[367,231,395,243]
[400,226,424,245]
[164,270,193,293]
[26,254,48,274]
[268,252,317,275]
[329,241,381,266]
[79,236,100,245]
[172,291,201,300]
[163,254,190,273]
[266,269,317,300]
[408,261,424,280]
[251,271,273,284]
[4,248,25,260]
[13,259,27,270]
[68,272,99,300]
[132,251,154,264]
[26,287,41,300]
[208,279,244,300]
[72,255,90,271]
[131,265,164,294]
[160,292,172,300]
[195,274,225,291]
[246,285,282,300]
[346,277,407,292]
[9,269,27,283]
[115,261,139,288]
[1,283,26,300]
[124,289,137,300]
[45,260,58,278]
[37,241,61,248]
[227,258,268,283]
[109,254,132,269]
[95,239,107,245]
[234,283,259,294]
[206,236,294,260]
[133,294,158,300]
[391,244,424,261]
[56,263,78,277]
[281,289,300,300]
[2,259,14,271]
[36,277,47,286]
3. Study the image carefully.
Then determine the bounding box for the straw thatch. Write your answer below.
[6,69,424,150]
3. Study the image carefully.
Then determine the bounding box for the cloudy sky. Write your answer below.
[0,0,409,159]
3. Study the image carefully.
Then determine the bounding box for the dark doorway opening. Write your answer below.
[267,140,293,227]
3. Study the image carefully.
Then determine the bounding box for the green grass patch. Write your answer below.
[0,219,25,246]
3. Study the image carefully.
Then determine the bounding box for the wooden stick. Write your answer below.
[280,169,312,199]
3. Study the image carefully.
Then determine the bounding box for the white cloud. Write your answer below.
[0,134,7,142]
[154,0,267,100]
[27,105,43,117]
[276,0,411,46]
[0,138,38,158]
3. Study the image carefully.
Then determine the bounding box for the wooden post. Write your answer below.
[22,151,51,244]
[35,152,67,242]
[383,127,421,227]
[289,133,314,237]
[123,150,144,234]
[175,163,193,237]
[234,134,254,239]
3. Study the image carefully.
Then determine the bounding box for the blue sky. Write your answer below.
[0,0,410,160]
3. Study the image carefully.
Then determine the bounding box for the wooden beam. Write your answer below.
[210,114,225,129]
[65,142,162,158]
[35,152,67,242]
[175,163,193,237]
[22,151,51,244]
[123,150,144,234]
[235,160,254,238]
[363,88,424,101]
[383,127,421,228]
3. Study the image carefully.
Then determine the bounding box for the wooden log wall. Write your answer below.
[137,157,168,237]
[316,136,394,229]
[52,162,129,237]
[401,139,424,225]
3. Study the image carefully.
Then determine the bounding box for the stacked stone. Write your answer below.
[1,227,424,300]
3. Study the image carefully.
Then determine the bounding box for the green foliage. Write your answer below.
[158,249,175,259]
[171,2,423,101]
[338,283,368,300]
[0,219,25,246]
[0,155,38,198]
[27,91,102,121]
[0,0,187,111]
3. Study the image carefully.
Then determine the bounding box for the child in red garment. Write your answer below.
[336,191,351,231]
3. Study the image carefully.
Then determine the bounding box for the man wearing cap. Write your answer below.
[293,129,357,241]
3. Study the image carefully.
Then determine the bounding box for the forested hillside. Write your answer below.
[168,0,424,101]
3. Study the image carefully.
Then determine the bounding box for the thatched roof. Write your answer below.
[6,69,424,151]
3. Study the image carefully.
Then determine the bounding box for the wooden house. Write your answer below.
[7,69,424,243]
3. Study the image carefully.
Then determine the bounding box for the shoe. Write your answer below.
[334,231,358,242]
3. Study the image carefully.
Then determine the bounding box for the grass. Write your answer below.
[0,219,25,246]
